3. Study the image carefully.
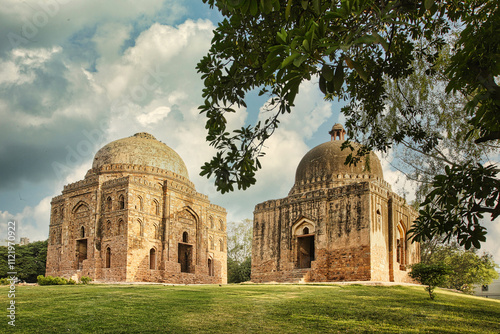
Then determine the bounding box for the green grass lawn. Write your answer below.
[1,284,499,333]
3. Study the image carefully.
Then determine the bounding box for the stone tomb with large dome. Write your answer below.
[251,124,420,283]
[46,133,227,283]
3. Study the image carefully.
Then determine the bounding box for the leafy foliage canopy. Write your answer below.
[197,0,500,247]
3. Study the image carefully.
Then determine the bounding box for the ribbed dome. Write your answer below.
[92,132,189,178]
[290,139,383,194]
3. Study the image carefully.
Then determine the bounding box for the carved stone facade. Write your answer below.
[46,133,227,283]
[251,125,420,283]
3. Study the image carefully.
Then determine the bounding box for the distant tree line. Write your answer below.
[0,240,48,283]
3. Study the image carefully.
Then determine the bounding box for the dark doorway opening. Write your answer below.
[150,248,156,270]
[76,239,88,269]
[105,247,111,268]
[208,258,214,276]
[178,244,193,273]
[297,235,314,268]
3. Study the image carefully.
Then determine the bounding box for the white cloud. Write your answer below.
[93,22,132,66]
[0,3,221,243]
[0,0,169,53]
[137,106,171,126]
[0,60,31,85]
[0,47,62,86]
[93,19,215,104]
[0,196,52,243]
[280,79,334,139]
[482,218,500,265]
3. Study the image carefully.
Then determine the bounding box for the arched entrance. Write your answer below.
[292,218,316,269]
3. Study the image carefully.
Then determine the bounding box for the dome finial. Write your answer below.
[328,124,346,141]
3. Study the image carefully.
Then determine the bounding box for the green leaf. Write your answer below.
[353,34,377,45]
[333,61,344,92]
[282,52,300,68]
[425,0,434,10]
[272,0,280,11]
[301,0,308,10]
[324,11,345,20]
[373,32,389,51]
[260,0,273,14]
[347,57,368,81]
[322,64,334,82]
[302,39,310,52]
[241,0,251,13]
[293,54,308,67]
[285,0,292,20]
[312,0,320,15]
[319,75,327,94]
[327,77,335,93]
[250,0,258,15]
[277,29,288,44]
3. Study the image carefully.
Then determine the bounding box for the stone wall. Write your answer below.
[369,184,391,281]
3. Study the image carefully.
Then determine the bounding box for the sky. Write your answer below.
[0,0,499,265]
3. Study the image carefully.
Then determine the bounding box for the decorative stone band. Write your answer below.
[288,174,391,196]
[85,163,196,190]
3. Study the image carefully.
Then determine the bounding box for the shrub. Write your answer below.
[53,277,68,285]
[80,276,92,284]
[409,263,450,300]
[37,275,75,286]
[0,277,10,285]
[37,275,50,285]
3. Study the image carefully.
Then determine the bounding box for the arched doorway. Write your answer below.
[396,222,406,269]
[105,247,111,268]
[150,248,156,270]
[296,224,315,269]
[208,258,214,276]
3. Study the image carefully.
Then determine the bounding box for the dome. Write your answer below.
[331,123,344,131]
[290,127,383,194]
[92,132,189,178]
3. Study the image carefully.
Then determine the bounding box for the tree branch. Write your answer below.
[475,131,500,144]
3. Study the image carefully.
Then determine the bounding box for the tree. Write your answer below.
[197,0,499,248]
[378,44,499,249]
[381,44,495,202]
[0,240,48,283]
[227,256,252,283]
[420,240,499,294]
[226,219,253,283]
[409,262,450,300]
[409,163,500,249]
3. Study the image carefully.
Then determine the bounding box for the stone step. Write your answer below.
[284,269,311,282]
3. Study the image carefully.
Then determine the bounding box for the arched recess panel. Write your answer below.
[176,207,200,267]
